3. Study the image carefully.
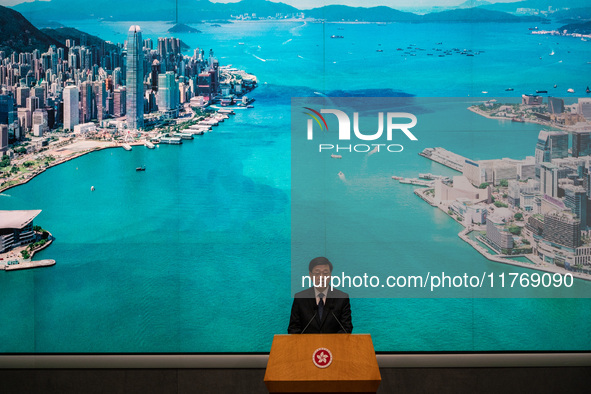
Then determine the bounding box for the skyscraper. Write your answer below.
[572,130,591,158]
[63,85,79,131]
[535,130,568,164]
[126,25,144,130]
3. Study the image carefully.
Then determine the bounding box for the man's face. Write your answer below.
[310,264,331,291]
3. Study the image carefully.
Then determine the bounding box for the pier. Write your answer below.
[419,147,468,172]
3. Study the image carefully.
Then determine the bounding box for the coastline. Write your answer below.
[413,187,591,282]
[467,105,570,131]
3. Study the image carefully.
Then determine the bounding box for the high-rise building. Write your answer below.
[572,130,591,158]
[535,130,568,164]
[548,97,564,114]
[126,25,144,130]
[157,71,178,112]
[113,87,126,117]
[0,124,8,153]
[563,185,587,228]
[63,85,79,131]
[151,60,160,92]
[80,81,93,122]
[579,98,591,121]
[543,211,581,249]
[540,163,559,197]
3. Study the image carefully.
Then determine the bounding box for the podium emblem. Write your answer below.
[312,347,333,368]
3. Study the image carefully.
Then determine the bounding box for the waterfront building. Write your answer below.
[449,198,488,225]
[63,85,80,131]
[522,94,543,105]
[73,122,96,134]
[32,108,48,137]
[126,25,144,130]
[485,214,514,252]
[433,176,489,205]
[542,211,581,249]
[0,210,41,253]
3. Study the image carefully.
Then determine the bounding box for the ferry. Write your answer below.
[122,144,132,151]
[144,141,155,149]
[136,166,146,172]
[218,109,235,115]
[191,129,205,135]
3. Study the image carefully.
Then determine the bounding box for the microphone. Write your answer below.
[329,305,348,334]
[301,305,318,334]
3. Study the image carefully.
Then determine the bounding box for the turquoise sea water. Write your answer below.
[1,20,591,352]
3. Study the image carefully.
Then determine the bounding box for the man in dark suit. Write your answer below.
[288,256,353,334]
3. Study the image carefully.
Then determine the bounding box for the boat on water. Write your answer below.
[536,90,548,94]
[330,35,344,39]
[247,105,254,108]
[331,154,342,159]
[144,141,155,149]
[91,186,95,191]
[136,166,146,171]
[587,86,591,94]
[512,117,525,123]
[568,88,575,93]
[505,88,514,91]
[122,144,132,151]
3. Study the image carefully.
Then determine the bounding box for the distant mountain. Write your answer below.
[306,5,419,22]
[456,0,492,9]
[0,5,64,55]
[481,0,591,14]
[557,20,591,34]
[9,0,554,23]
[41,27,118,51]
[421,8,544,22]
[551,7,591,23]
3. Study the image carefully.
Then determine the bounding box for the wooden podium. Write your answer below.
[264,334,381,393]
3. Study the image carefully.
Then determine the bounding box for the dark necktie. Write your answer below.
[318,293,325,320]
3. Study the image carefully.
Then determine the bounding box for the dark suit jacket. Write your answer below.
[287,287,353,334]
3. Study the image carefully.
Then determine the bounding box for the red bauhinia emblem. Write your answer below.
[312,347,333,368]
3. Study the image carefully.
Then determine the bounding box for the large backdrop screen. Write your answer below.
[1,0,590,353]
